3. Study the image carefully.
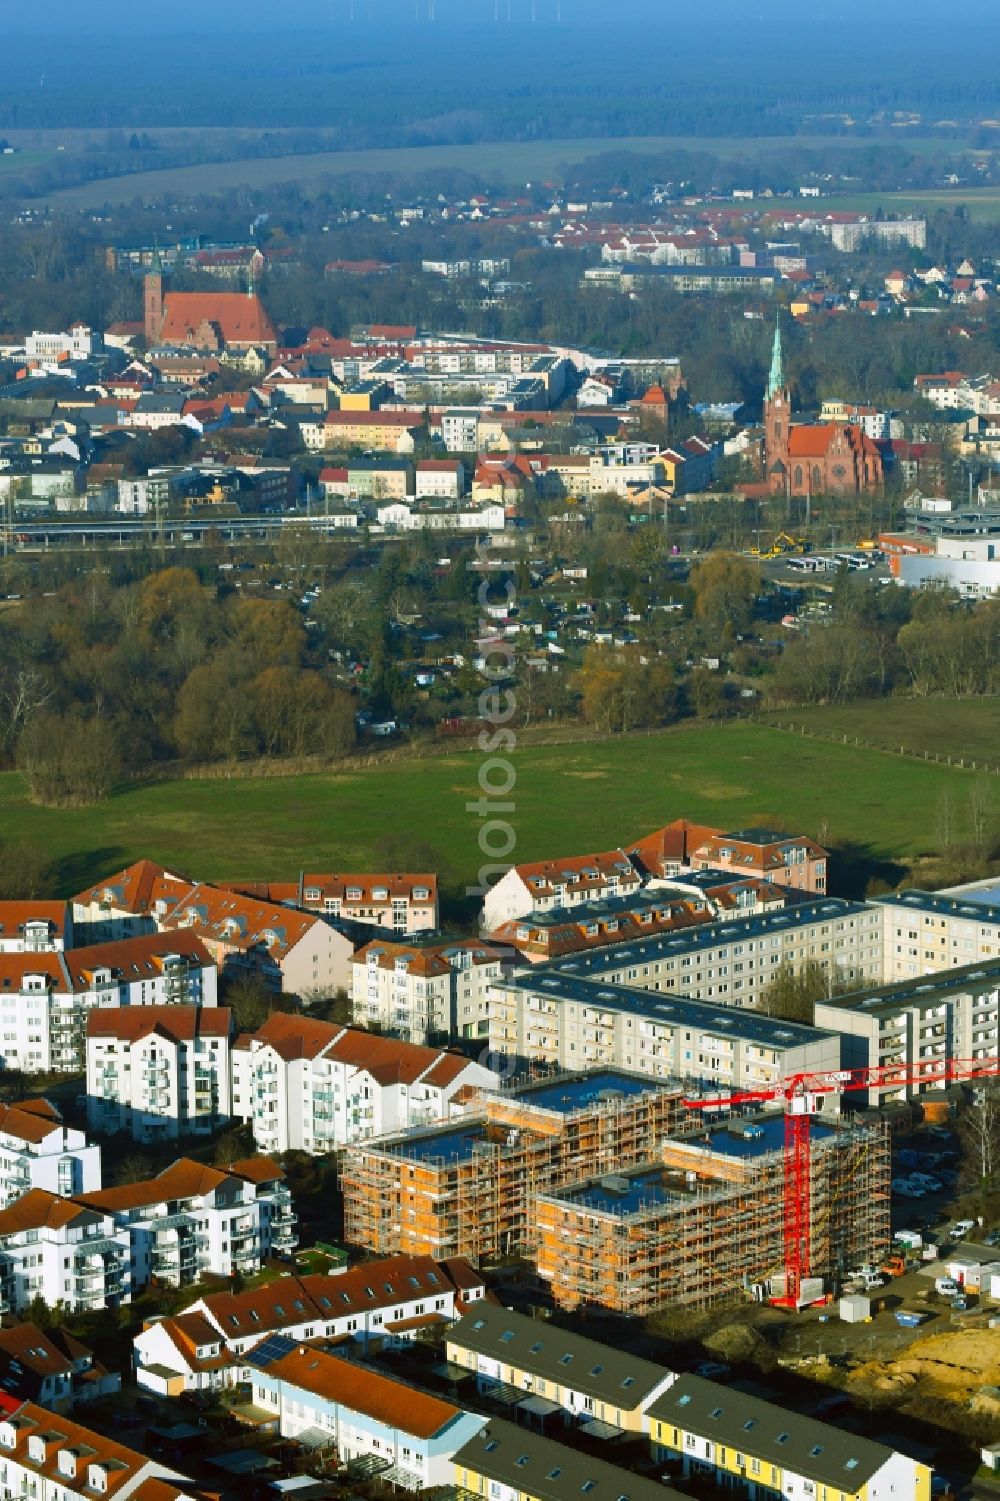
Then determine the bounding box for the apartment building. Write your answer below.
[246,1337,486,1488]
[489,974,840,1092]
[316,409,422,452]
[0,1325,119,1413]
[76,1156,296,1289]
[0,1192,130,1315]
[351,940,504,1044]
[489,878,790,965]
[233,1012,498,1155]
[136,1253,488,1392]
[530,899,884,1013]
[0,933,217,1074]
[298,872,438,933]
[455,1420,686,1501]
[627,821,828,895]
[86,1006,234,1142]
[0,1404,191,1501]
[340,1071,686,1262]
[0,1100,101,1208]
[814,959,1000,1105]
[648,1375,931,1501]
[163,883,354,997]
[535,1116,890,1314]
[483,851,642,930]
[876,889,1000,980]
[71,859,195,942]
[446,1305,674,1434]
[0,903,73,952]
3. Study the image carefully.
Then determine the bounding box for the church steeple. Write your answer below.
[766,315,785,400]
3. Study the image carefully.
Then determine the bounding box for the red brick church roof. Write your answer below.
[158,292,277,349]
[787,423,879,459]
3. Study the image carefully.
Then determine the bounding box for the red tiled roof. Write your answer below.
[263,1343,459,1438]
[158,292,278,349]
[85,1005,232,1044]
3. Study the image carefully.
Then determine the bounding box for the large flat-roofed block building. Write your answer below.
[489,973,842,1092]
[534,1114,891,1314]
[814,959,1000,1105]
[876,889,1000,981]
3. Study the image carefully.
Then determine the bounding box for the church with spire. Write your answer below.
[143,252,278,355]
[762,317,883,499]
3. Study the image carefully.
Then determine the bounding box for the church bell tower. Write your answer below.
[764,316,791,493]
[144,247,166,348]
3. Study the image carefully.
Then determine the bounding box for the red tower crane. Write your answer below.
[683,1054,1000,1310]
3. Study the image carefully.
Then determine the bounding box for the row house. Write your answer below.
[0,1192,130,1316]
[162,883,354,997]
[246,1337,486,1489]
[446,1305,673,1434]
[0,1100,100,1208]
[0,903,73,953]
[134,1252,486,1392]
[85,1006,234,1143]
[76,1156,296,1290]
[455,1420,684,1501]
[482,850,642,931]
[0,1404,192,1501]
[0,1324,119,1413]
[232,1012,497,1155]
[0,933,216,1075]
[351,940,504,1045]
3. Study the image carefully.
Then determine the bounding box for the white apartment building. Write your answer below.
[25,326,102,361]
[0,903,72,952]
[520,899,885,1013]
[0,934,217,1075]
[0,1192,130,1315]
[0,1405,190,1501]
[490,973,841,1093]
[232,1012,498,1155]
[352,940,505,1044]
[876,889,1000,979]
[441,409,480,452]
[86,1006,234,1143]
[482,850,642,931]
[815,959,1000,1105]
[76,1156,296,1290]
[134,1253,488,1391]
[0,1100,101,1208]
[71,859,195,943]
[415,460,466,499]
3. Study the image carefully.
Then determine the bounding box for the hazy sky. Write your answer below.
[15,0,1000,30]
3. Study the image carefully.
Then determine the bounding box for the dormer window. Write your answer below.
[28,1436,47,1463]
[372,888,388,901]
[58,1450,77,1478]
[88,1464,108,1493]
[346,887,362,901]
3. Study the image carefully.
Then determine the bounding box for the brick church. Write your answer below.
[764,320,882,497]
[144,254,278,354]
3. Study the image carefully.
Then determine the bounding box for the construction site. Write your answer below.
[534,1114,892,1315]
[339,1070,687,1261]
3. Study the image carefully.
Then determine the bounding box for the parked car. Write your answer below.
[935,1277,959,1296]
[949,1220,976,1239]
[908,1173,942,1193]
[983,1229,1000,1247]
[692,1361,731,1380]
[891,1178,925,1199]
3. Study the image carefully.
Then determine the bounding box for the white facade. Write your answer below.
[0,1405,186,1501]
[77,1157,297,1290]
[877,889,1000,980]
[0,1101,101,1209]
[0,903,72,952]
[0,1193,130,1316]
[352,941,504,1044]
[441,410,480,452]
[482,852,643,931]
[86,1006,234,1143]
[233,1014,498,1155]
[415,463,465,499]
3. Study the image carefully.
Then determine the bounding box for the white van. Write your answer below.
[935,1276,959,1296]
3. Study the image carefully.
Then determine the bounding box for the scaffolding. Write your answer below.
[339,1071,687,1262]
[534,1115,892,1315]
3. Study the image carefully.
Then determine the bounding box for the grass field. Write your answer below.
[760,698,1000,767]
[2,720,985,902]
[823,188,1000,223]
[30,132,994,209]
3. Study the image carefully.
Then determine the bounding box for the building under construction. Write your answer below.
[534,1114,891,1314]
[339,1070,686,1262]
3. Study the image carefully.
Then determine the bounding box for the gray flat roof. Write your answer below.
[448,1305,669,1409]
[546,898,873,978]
[500,971,833,1050]
[648,1375,898,1489]
[876,889,1000,924]
[816,958,1000,1018]
[454,1417,687,1501]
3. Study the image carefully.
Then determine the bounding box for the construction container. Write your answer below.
[840,1294,872,1323]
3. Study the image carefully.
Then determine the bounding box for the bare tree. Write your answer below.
[957,1084,1000,1197]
